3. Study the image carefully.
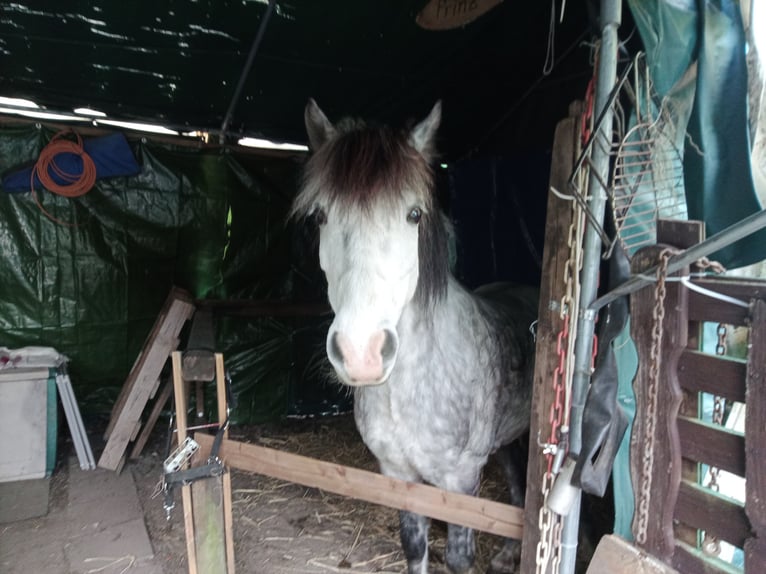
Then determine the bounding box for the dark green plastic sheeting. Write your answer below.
[628,0,765,268]
[0,123,346,422]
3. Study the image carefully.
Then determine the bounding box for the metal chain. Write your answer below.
[635,249,672,545]
[535,159,587,574]
[702,324,727,556]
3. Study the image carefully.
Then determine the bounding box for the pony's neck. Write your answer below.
[400,275,471,333]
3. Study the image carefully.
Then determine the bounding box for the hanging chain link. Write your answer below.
[635,249,672,545]
[535,120,590,573]
[702,324,727,556]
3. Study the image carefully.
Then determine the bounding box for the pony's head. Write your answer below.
[292,99,449,386]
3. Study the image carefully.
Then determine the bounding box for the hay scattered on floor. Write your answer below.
[134,413,514,573]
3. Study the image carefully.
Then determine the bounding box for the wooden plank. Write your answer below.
[687,277,766,326]
[745,299,766,574]
[172,351,198,574]
[196,299,331,318]
[586,534,680,574]
[215,353,235,573]
[98,290,195,471]
[657,220,704,553]
[676,350,747,403]
[518,111,579,574]
[130,379,173,459]
[183,309,216,382]
[629,245,687,561]
[222,470,236,574]
[105,287,193,438]
[191,475,227,573]
[677,416,745,476]
[673,541,742,574]
[196,433,524,540]
[674,480,749,548]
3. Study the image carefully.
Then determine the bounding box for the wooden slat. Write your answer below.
[129,379,173,459]
[745,299,766,573]
[173,351,198,574]
[586,534,680,574]
[676,350,747,403]
[195,434,524,540]
[677,417,745,476]
[519,109,580,574]
[215,353,235,573]
[687,277,766,326]
[98,289,195,471]
[673,541,742,574]
[105,287,193,438]
[674,480,749,548]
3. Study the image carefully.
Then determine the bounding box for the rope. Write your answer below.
[31,130,96,225]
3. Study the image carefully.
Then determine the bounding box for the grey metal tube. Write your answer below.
[219,0,277,142]
[588,207,766,312]
[558,1,622,573]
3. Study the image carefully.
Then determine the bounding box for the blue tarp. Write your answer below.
[2,133,141,192]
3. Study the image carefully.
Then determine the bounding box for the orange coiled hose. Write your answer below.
[31,130,96,225]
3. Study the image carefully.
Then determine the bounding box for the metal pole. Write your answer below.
[558,1,621,573]
[588,208,766,312]
[219,0,277,143]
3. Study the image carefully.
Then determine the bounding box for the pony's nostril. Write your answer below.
[380,329,398,365]
[328,331,344,366]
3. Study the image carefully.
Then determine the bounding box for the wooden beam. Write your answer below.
[194,434,524,540]
[745,299,766,573]
[173,352,198,574]
[519,107,580,573]
[673,541,742,574]
[586,534,680,574]
[676,350,747,403]
[195,299,331,318]
[677,416,745,476]
[687,278,766,326]
[629,245,688,561]
[183,309,216,382]
[130,380,173,459]
[674,480,749,548]
[99,288,195,471]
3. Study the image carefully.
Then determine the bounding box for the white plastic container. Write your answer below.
[0,367,57,482]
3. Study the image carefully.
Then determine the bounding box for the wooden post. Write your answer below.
[657,221,704,552]
[629,245,688,562]
[172,351,198,574]
[172,351,235,574]
[744,300,766,573]
[519,104,580,573]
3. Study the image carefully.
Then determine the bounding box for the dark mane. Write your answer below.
[295,118,450,307]
[304,119,432,210]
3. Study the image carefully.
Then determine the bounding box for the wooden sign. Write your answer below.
[416,0,504,30]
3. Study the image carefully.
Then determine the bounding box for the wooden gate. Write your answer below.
[629,232,766,573]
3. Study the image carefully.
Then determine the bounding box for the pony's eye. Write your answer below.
[314,208,327,226]
[406,207,422,225]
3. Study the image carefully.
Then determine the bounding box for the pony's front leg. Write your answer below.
[445,476,480,573]
[400,510,430,574]
[446,523,475,573]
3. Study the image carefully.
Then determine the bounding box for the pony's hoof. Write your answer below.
[486,542,520,574]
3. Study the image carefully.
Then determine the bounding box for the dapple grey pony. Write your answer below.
[292,99,537,573]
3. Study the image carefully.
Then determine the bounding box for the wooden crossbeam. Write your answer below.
[194,433,524,540]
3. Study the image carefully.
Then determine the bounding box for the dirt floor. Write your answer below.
[127,413,515,574]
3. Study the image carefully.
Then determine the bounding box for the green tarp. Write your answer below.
[628,0,765,268]
[0,124,344,422]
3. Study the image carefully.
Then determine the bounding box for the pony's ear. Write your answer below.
[305,98,335,150]
[410,100,442,160]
